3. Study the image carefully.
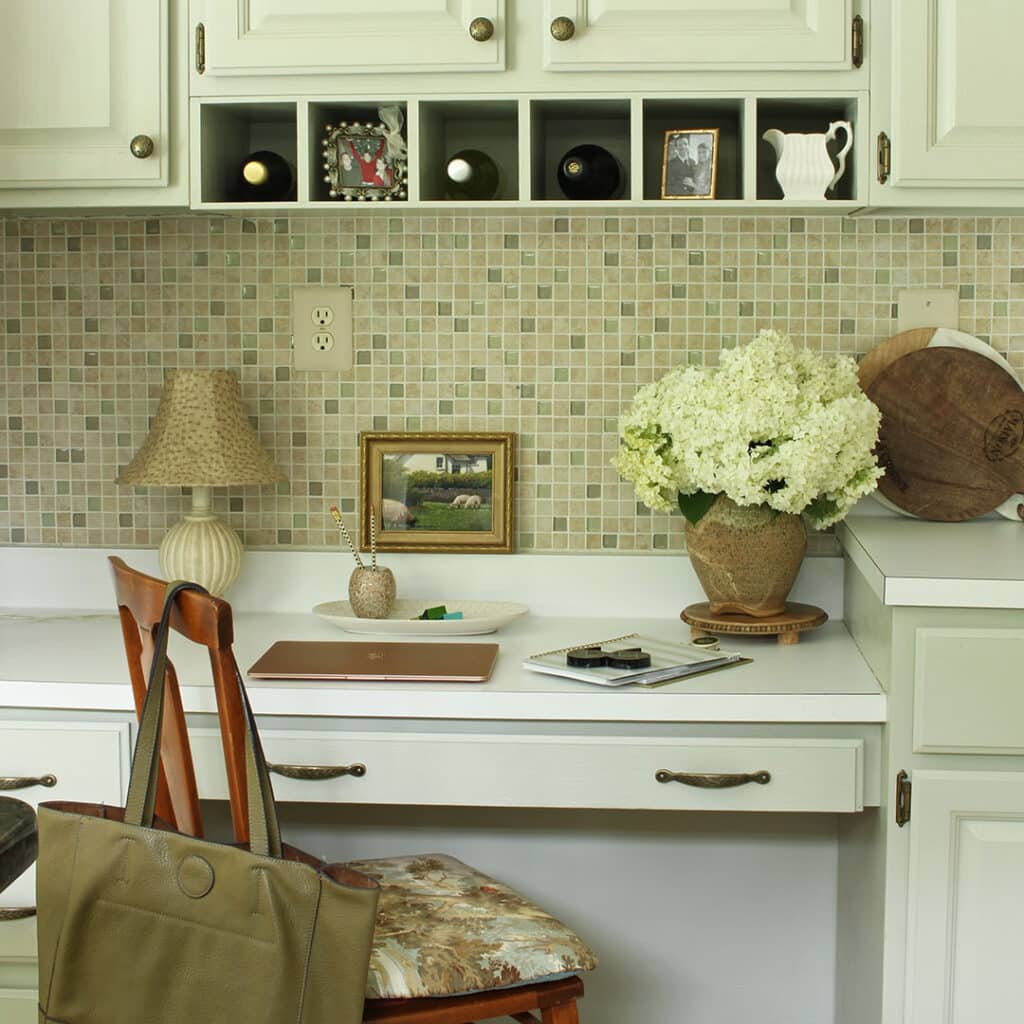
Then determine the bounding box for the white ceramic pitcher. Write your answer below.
[762,121,853,201]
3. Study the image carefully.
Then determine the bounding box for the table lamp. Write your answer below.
[117,369,286,595]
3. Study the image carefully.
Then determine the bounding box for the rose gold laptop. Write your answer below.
[247,640,499,683]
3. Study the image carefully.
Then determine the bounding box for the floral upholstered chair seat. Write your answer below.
[345,853,598,1000]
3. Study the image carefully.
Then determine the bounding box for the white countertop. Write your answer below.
[839,516,1024,609]
[0,609,884,725]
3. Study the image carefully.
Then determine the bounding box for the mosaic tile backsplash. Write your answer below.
[2,212,1023,555]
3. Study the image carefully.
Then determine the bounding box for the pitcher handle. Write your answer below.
[826,121,853,192]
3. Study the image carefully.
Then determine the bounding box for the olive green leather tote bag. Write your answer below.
[36,582,380,1024]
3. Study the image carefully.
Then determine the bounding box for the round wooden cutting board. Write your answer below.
[857,327,937,391]
[866,347,1024,521]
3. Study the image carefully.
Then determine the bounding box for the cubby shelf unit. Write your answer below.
[190,92,866,211]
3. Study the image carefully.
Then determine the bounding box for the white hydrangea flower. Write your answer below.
[612,329,883,530]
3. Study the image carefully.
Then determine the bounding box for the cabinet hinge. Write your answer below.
[852,14,864,68]
[877,131,891,185]
[195,22,206,75]
[895,769,912,827]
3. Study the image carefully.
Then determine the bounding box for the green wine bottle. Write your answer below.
[445,149,500,201]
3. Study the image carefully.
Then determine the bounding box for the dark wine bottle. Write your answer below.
[557,144,622,201]
[444,149,500,201]
[235,150,295,202]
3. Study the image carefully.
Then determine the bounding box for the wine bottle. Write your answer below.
[235,150,295,202]
[557,144,623,201]
[444,149,500,201]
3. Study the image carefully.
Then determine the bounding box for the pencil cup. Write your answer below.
[348,566,396,619]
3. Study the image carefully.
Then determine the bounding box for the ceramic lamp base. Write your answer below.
[158,487,242,596]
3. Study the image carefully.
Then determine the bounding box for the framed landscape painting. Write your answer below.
[359,432,515,553]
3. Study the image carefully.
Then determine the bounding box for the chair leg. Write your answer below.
[541,999,579,1024]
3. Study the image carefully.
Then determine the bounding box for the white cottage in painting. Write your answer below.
[399,453,492,474]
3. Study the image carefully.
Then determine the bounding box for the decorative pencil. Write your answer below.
[370,509,377,571]
[329,506,365,568]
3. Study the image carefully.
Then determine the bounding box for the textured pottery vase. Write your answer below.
[348,566,396,619]
[684,496,807,617]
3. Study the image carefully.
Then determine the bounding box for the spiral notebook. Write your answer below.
[522,633,751,688]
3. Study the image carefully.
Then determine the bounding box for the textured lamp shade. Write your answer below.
[117,370,286,595]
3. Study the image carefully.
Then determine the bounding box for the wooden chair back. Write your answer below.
[108,556,250,842]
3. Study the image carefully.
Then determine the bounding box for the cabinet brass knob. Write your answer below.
[550,16,575,41]
[130,134,155,159]
[469,16,494,41]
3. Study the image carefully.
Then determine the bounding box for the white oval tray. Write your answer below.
[313,599,529,636]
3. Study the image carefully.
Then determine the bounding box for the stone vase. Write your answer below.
[684,495,807,618]
[348,566,396,619]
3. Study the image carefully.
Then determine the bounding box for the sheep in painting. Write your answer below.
[382,498,415,529]
[464,494,482,509]
[449,494,471,508]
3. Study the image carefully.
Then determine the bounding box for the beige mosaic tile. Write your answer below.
[2,212,1023,556]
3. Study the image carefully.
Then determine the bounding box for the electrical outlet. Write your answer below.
[292,287,353,371]
[897,289,959,333]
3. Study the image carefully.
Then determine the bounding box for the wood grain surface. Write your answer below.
[857,327,936,391]
[866,347,1024,521]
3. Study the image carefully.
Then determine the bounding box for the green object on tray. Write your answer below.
[417,605,448,620]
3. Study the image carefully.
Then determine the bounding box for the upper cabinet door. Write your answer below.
[193,1,504,77]
[0,0,168,188]
[891,0,1024,187]
[542,1,854,72]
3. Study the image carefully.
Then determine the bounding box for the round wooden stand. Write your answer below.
[680,602,828,645]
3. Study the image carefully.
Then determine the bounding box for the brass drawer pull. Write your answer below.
[550,16,575,40]
[655,769,771,789]
[0,906,36,922]
[0,774,57,791]
[267,762,366,781]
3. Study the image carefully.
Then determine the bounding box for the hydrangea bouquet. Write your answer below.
[614,329,883,530]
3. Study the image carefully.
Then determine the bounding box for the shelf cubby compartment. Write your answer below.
[642,98,744,202]
[756,98,859,201]
[417,100,519,202]
[529,98,630,202]
[307,101,409,203]
[198,101,298,205]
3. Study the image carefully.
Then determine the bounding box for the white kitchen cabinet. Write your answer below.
[542,1,859,72]
[871,0,1024,204]
[0,0,187,208]
[839,517,1024,1024]
[191,0,505,78]
[903,771,1024,1024]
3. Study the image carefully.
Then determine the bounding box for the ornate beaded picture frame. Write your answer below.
[321,114,408,202]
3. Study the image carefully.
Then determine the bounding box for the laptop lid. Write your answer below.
[247,640,499,683]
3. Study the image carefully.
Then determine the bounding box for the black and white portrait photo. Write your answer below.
[661,129,719,200]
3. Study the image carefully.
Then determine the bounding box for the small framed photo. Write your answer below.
[360,432,515,553]
[322,120,408,201]
[661,128,719,200]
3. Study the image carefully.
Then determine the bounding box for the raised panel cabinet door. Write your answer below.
[891,0,1024,187]
[193,0,504,76]
[904,771,1024,1024]
[0,0,168,188]
[542,0,853,71]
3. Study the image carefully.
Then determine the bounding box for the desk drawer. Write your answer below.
[0,722,130,938]
[192,730,864,814]
[914,628,1024,754]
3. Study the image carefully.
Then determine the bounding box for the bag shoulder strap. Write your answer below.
[123,581,282,859]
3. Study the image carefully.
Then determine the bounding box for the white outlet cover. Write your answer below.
[897,289,959,333]
[293,286,353,371]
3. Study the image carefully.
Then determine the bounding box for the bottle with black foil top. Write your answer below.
[557,144,622,200]
[444,149,500,201]
[235,150,295,202]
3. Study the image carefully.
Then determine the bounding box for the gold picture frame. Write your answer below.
[359,432,515,553]
[661,128,719,200]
